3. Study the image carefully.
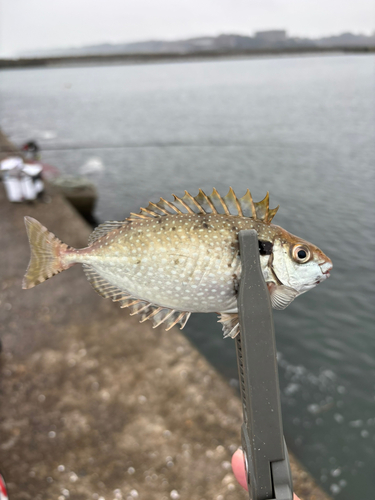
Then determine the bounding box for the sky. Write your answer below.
[0,0,374,57]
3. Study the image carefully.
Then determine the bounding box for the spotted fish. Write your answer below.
[23,188,332,338]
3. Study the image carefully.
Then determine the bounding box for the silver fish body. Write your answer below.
[23,188,332,337]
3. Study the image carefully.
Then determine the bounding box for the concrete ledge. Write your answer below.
[0,183,331,500]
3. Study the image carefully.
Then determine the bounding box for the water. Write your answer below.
[1,54,374,499]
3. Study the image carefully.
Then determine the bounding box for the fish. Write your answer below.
[22,188,332,338]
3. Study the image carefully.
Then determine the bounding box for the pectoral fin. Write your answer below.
[268,283,299,310]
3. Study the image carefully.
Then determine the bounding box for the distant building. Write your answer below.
[254,30,287,43]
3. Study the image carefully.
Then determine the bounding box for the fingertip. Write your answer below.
[231,450,301,499]
[231,449,248,491]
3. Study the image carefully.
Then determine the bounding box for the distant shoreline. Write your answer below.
[1,46,374,69]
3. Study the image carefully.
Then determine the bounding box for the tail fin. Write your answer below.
[23,217,70,289]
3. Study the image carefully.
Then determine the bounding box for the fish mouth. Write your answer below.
[315,273,329,285]
[316,262,332,284]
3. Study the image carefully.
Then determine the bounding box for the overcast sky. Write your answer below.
[0,0,374,57]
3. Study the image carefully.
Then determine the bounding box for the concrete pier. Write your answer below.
[0,179,331,500]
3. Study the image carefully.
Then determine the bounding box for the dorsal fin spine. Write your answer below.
[230,187,243,216]
[185,191,206,214]
[130,212,149,219]
[140,207,158,217]
[129,189,278,224]
[264,192,270,214]
[172,194,195,214]
[253,192,269,221]
[198,189,217,213]
[212,188,230,215]
[148,201,169,215]
[267,205,279,223]
[248,190,257,218]
[160,198,182,214]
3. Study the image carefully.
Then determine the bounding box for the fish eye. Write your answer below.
[292,245,311,264]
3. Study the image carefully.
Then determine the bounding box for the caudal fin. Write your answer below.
[23,217,70,289]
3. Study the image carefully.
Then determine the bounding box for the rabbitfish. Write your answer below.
[23,188,332,338]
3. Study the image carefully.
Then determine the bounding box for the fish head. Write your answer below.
[268,226,332,308]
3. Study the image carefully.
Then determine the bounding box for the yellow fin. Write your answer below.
[210,188,230,215]
[266,206,279,223]
[254,192,269,221]
[194,189,217,213]
[223,187,243,216]
[130,189,279,223]
[239,189,256,218]
[23,217,70,289]
[172,194,195,214]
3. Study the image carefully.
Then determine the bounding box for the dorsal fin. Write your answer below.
[222,187,242,216]
[131,188,279,223]
[194,189,217,214]
[254,192,269,222]
[239,189,257,218]
[266,206,279,223]
[210,188,231,215]
[88,221,125,245]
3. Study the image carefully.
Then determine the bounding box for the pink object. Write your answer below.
[0,473,8,500]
